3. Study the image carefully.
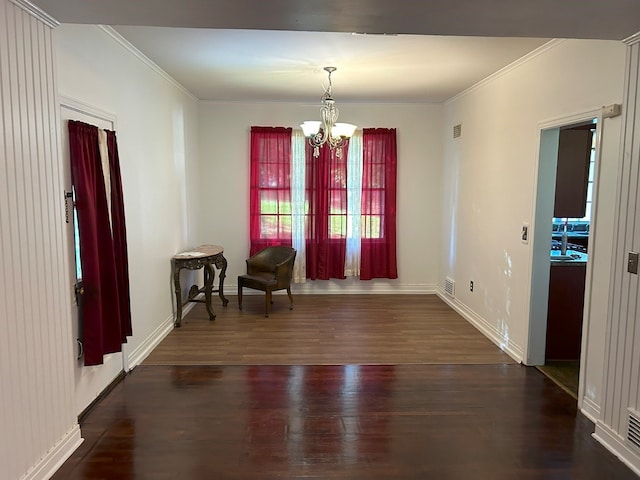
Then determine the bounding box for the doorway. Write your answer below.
[60,98,125,416]
[526,109,602,402]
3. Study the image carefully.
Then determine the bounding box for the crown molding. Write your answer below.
[98,25,198,102]
[445,39,565,105]
[10,0,59,28]
[623,31,640,46]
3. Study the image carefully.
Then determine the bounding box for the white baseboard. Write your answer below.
[594,421,640,477]
[580,396,601,423]
[237,282,437,295]
[126,302,196,370]
[436,288,524,363]
[24,424,83,480]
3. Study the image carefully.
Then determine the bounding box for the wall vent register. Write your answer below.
[628,409,640,450]
[444,277,455,296]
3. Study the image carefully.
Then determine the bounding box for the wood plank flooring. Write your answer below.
[145,294,514,365]
[51,294,638,479]
[52,364,637,479]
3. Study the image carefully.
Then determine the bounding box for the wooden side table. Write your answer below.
[172,244,229,327]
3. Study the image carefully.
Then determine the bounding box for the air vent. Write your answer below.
[444,277,455,297]
[453,124,462,138]
[628,409,640,450]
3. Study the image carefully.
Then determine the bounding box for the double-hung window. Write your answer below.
[249,126,397,280]
[249,127,292,255]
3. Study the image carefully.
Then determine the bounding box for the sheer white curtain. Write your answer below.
[344,132,363,277]
[290,131,363,282]
[291,131,307,283]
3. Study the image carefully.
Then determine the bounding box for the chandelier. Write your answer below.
[300,66,357,158]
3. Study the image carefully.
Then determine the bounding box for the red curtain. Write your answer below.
[360,128,398,280]
[68,120,131,366]
[305,143,348,280]
[106,130,132,339]
[249,127,292,255]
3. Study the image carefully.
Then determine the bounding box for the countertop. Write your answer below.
[550,249,588,265]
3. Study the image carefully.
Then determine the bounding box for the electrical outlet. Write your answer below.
[470,281,474,292]
[629,252,639,275]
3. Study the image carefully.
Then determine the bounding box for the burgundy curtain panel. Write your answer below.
[106,130,133,339]
[68,120,132,366]
[305,143,348,280]
[360,128,398,280]
[249,127,293,255]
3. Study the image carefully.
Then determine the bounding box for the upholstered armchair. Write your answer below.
[237,246,296,317]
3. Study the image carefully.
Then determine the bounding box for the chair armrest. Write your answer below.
[273,256,295,282]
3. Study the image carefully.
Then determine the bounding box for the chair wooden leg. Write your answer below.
[238,283,243,310]
[265,291,272,317]
[287,287,293,310]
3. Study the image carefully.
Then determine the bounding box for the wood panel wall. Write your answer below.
[0,1,81,479]
[595,35,640,474]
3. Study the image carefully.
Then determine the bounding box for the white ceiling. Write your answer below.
[30,0,640,103]
[109,27,549,103]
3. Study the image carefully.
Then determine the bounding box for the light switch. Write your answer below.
[521,223,529,244]
[629,252,639,275]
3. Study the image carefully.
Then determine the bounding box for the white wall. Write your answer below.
[55,25,201,374]
[197,102,443,294]
[0,2,81,479]
[5,14,632,479]
[440,39,626,413]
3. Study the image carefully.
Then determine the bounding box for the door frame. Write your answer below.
[59,96,127,415]
[525,108,602,394]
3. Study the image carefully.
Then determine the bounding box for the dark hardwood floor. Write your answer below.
[51,295,638,479]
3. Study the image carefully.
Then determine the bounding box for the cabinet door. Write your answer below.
[545,264,586,361]
[553,128,592,218]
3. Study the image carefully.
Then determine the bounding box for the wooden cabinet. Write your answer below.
[553,127,593,218]
[545,263,586,361]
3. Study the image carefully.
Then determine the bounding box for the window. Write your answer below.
[249,127,292,254]
[362,137,387,239]
[249,126,397,280]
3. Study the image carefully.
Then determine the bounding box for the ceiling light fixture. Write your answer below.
[300,66,357,158]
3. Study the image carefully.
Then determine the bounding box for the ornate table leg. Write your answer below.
[203,262,216,320]
[173,260,183,328]
[215,254,229,306]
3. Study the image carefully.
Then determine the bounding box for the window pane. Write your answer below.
[260,215,292,239]
[329,190,346,215]
[365,164,385,188]
[330,163,347,188]
[260,191,278,214]
[279,193,292,214]
[362,215,383,239]
[362,190,384,215]
[279,216,292,237]
[329,215,346,238]
[260,190,291,214]
[260,215,278,237]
